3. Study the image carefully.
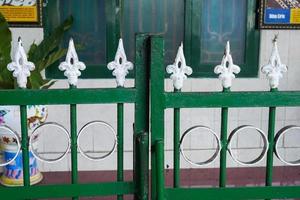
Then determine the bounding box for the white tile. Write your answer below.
[287,30,300,65]
[190,79,219,92]
[40,153,70,172]
[226,154,238,168]
[181,79,192,92]
[92,121,118,153]
[165,79,173,92]
[123,122,134,151]
[78,151,117,171]
[164,120,173,150]
[233,148,266,168]
[124,151,133,170]
[179,149,219,169]
[77,104,117,125]
[236,108,263,121]
[164,150,174,169]
[285,107,300,121]
[164,109,174,123]
[124,103,134,125]
[283,148,300,165]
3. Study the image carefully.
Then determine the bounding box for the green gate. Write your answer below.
[150,35,300,200]
[0,34,150,200]
[1,33,300,200]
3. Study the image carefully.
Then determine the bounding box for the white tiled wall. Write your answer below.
[9,28,300,171]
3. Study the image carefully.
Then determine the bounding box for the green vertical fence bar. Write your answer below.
[117,2,124,198]
[219,87,230,188]
[150,35,165,200]
[117,102,124,200]
[156,140,165,200]
[20,103,31,190]
[134,34,151,200]
[173,89,181,188]
[265,88,277,200]
[70,85,78,200]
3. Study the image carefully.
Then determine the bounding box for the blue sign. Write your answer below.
[265,9,290,24]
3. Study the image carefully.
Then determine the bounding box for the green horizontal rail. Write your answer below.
[0,182,134,199]
[165,91,300,108]
[165,186,300,200]
[0,88,136,105]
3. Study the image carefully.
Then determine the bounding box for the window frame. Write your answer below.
[44,0,121,79]
[184,0,260,77]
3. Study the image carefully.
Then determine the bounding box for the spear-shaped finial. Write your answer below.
[166,42,193,90]
[58,38,86,86]
[214,41,240,89]
[261,35,287,89]
[107,39,133,87]
[7,37,35,88]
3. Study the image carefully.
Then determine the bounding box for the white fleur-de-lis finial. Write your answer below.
[58,38,86,86]
[214,41,240,89]
[166,43,192,90]
[107,39,133,87]
[7,37,35,89]
[261,35,287,89]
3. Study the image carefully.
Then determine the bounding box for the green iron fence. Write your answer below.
[1,33,300,200]
[0,34,151,200]
[150,35,300,200]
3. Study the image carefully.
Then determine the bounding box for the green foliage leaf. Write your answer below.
[28,70,54,89]
[0,12,13,84]
[0,80,14,89]
[40,80,56,89]
[35,48,67,72]
[0,12,11,61]
[28,16,73,68]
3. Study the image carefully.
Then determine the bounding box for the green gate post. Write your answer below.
[70,85,78,200]
[150,35,165,200]
[134,34,151,200]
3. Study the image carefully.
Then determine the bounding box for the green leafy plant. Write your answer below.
[0,13,73,89]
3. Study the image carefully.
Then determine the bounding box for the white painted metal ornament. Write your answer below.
[261,36,287,89]
[30,122,71,163]
[274,125,300,166]
[166,43,192,90]
[107,39,133,87]
[7,38,35,88]
[227,125,269,166]
[180,125,221,166]
[58,39,86,86]
[77,121,117,161]
[214,41,240,89]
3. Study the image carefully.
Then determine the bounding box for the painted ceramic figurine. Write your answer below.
[0,105,47,186]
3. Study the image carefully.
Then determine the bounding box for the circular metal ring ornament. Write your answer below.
[77,121,117,161]
[180,125,221,166]
[227,125,268,166]
[0,125,21,167]
[29,122,71,163]
[274,125,300,166]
